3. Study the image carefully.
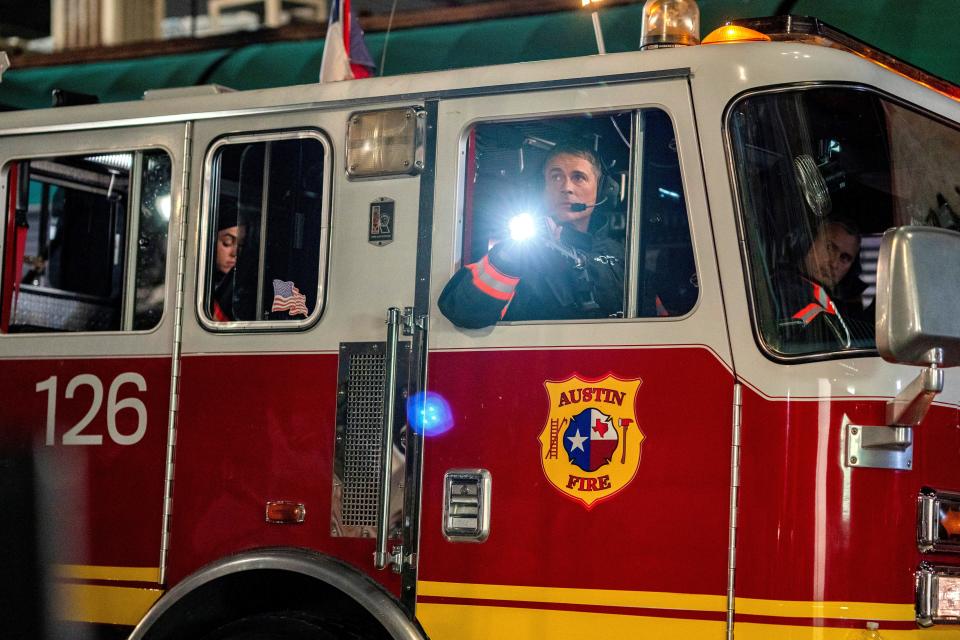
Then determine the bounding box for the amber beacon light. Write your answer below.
[702,24,772,44]
[640,0,700,49]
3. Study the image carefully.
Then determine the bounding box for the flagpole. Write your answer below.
[591,11,606,55]
[581,0,606,55]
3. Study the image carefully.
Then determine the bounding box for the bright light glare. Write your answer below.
[156,194,171,220]
[407,391,454,436]
[509,213,537,241]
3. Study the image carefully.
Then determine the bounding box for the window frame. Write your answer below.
[453,105,700,325]
[723,81,960,363]
[0,145,175,336]
[197,128,332,333]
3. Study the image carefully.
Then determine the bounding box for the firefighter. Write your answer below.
[775,219,871,350]
[438,142,624,329]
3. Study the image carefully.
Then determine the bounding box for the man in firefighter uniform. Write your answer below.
[776,219,870,350]
[439,142,624,329]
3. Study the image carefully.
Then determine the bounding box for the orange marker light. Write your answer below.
[265,501,306,524]
[702,25,771,45]
[942,507,960,536]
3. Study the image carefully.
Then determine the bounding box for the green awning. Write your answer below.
[0,0,957,110]
[0,49,232,110]
[789,0,960,81]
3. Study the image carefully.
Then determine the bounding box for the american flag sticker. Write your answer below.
[271,279,309,317]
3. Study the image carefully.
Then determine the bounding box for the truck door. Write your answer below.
[710,80,960,635]
[417,75,734,637]
[168,104,426,600]
[0,123,186,627]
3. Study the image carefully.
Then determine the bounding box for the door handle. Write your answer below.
[374,307,402,570]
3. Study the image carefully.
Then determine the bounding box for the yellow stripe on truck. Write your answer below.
[55,583,162,626]
[735,622,960,639]
[417,580,727,612]
[417,602,724,640]
[54,564,160,583]
[734,596,914,621]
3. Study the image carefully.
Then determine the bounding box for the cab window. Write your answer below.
[453,108,695,324]
[202,132,329,328]
[1,150,172,333]
[729,87,960,358]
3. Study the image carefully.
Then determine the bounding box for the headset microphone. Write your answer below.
[569,196,608,212]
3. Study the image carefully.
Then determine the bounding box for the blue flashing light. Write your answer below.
[406,391,454,436]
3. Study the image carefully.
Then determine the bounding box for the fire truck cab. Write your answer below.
[3,10,960,640]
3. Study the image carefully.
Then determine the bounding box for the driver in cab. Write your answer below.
[776,219,871,349]
[439,141,624,329]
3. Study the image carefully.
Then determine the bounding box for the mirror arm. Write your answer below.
[886,349,945,427]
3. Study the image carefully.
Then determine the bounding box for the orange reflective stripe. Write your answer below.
[811,283,837,315]
[468,256,519,302]
[482,255,520,287]
[793,279,839,325]
[792,302,822,325]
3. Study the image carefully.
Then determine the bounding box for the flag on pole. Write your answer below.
[319,0,376,83]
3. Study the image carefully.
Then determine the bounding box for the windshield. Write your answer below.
[729,86,960,358]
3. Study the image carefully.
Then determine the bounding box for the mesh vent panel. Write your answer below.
[341,351,385,527]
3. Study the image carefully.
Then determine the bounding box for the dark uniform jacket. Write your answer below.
[439,222,624,329]
[774,268,872,353]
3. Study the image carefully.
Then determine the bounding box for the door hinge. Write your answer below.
[401,306,427,336]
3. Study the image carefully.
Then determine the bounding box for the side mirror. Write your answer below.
[847,226,960,470]
[876,226,960,368]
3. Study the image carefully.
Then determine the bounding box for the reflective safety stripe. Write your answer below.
[792,302,823,325]
[792,280,837,325]
[812,283,837,314]
[467,255,519,302]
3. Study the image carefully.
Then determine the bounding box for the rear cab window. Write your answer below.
[200,131,330,330]
[1,149,172,333]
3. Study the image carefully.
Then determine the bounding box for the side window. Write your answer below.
[635,109,696,318]
[202,132,328,327]
[1,149,172,333]
[445,108,694,327]
[729,87,960,358]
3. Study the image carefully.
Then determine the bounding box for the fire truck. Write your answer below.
[3,2,960,638]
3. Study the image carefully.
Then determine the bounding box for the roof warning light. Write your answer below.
[640,0,700,49]
[702,24,772,45]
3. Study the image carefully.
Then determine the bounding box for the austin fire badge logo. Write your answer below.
[538,374,644,509]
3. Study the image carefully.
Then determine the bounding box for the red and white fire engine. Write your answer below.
[3,2,960,638]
